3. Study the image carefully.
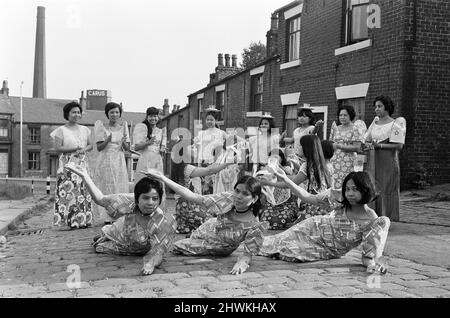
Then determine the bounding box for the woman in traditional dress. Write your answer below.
[93,102,130,224]
[144,169,266,275]
[363,96,406,221]
[66,163,176,276]
[193,106,228,195]
[283,107,323,162]
[329,105,362,189]
[173,144,237,234]
[260,169,390,274]
[260,134,333,223]
[248,113,280,175]
[50,102,93,229]
[133,107,167,184]
[257,149,299,230]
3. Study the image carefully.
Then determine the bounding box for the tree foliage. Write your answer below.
[240,41,266,69]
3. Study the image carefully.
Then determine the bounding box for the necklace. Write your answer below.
[234,206,252,214]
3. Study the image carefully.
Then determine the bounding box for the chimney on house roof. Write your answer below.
[225,54,230,67]
[0,80,9,96]
[218,53,224,67]
[266,12,279,57]
[163,98,170,116]
[232,55,237,67]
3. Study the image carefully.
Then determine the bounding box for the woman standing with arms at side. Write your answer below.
[364,96,406,221]
[50,101,93,229]
[133,107,167,184]
[283,108,323,163]
[329,105,362,189]
[93,102,130,224]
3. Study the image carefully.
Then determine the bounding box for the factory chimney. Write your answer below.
[33,6,47,98]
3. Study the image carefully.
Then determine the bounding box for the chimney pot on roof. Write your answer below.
[218,54,224,67]
[0,80,9,96]
[232,55,237,67]
[225,54,230,67]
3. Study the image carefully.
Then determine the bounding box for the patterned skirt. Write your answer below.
[175,197,209,234]
[53,154,93,229]
[259,195,299,230]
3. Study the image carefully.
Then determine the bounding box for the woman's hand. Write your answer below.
[147,136,157,146]
[230,259,249,275]
[142,168,164,181]
[366,257,388,274]
[141,263,155,276]
[65,163,88,179]
[315,120,324,127]
[271,166,288,181]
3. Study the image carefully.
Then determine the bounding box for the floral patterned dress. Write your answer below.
[50,125,93,229]
[173,192,267,257]
[260,208,391,263]
[93,121,130,223]
[93,194,176,257]
[258,165,300,230]
[330,124,362,189]
[175,164,209,234]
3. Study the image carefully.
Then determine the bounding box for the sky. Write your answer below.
[0,0,292,113]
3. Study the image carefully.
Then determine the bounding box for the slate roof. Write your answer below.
[7,96,145,125]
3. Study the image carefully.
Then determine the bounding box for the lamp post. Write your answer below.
[20,81,24,178]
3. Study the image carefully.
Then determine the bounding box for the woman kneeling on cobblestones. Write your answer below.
[259,170,390,274]
[144,169,266,275]
[65,164,176,276]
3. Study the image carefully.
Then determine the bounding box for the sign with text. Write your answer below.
[87,90,107,97]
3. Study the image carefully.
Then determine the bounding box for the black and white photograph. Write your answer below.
[0,0,449,302]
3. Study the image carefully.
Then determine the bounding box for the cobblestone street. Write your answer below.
[1,193,449,299]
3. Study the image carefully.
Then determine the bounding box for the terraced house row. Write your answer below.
[161,0,450,189]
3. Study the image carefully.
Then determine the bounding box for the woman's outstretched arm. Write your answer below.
[65,164,107,206]
[143,169,204,206]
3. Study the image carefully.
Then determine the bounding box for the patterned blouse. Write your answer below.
[101,194,176,258]
[200,191,267,255]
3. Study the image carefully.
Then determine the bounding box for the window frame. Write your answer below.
[215,91,225,122]
[345,0,370,45]
[250,74,264,112]
[28,151,41,170]
[287,15,301,62]
[0,118,9,138]
[28,126,41,144]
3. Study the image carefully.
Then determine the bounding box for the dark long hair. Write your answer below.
[297,108,316,126]
[300,135,331,192]
[258,117,276,136]
[143,107,160,139]
[341,172,377,210]
[234,176,262,217]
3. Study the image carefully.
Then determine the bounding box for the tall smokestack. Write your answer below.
[33,6,46,98]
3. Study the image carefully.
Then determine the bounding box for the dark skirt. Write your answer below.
[366,147,400,221]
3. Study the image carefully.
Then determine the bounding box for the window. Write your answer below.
[28,151,40,170]
[215,91,224,121]
[346,0,369,44]
[197,98,203,120]
[250,74,263,112]
[288,16,301,61]
[0,151,8,175]
[0,119,9,137]
[29,127,41,144]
